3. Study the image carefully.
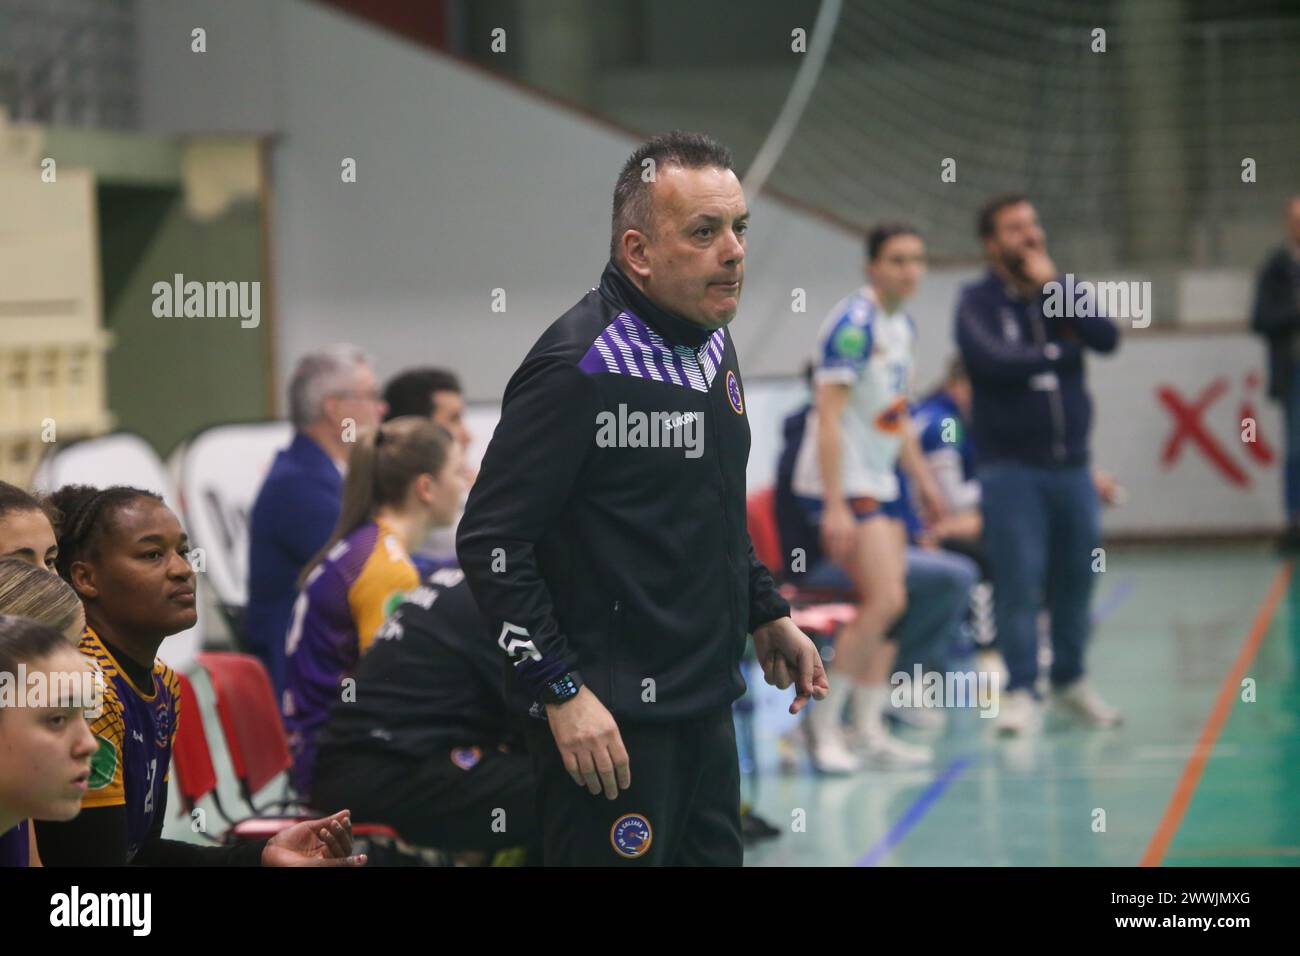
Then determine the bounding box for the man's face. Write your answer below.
[629,165,748,329]
[327,363,387,432]
[0,508,58,573]
[1288,199,1300,247]
[867,233,927,304]
[430,390,471,452]
[984,201,1047,279]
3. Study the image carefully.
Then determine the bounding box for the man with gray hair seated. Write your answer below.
[246,345,388,698]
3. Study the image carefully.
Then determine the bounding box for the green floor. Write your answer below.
[742,544,1300,866]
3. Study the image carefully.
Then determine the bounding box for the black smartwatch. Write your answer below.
[541,671,584,706]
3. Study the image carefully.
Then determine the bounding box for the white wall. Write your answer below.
[138,0,874,401]
[133,1,1278,536]
[136,0,280,135]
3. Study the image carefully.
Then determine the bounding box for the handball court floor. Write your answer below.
[164,544,1298,866]
[743,543,1300,867]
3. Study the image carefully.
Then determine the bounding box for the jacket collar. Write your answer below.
[598,260,716,349]
[290,432,344,482]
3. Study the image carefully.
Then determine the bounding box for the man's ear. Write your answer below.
[70,560,99,600]
[621,230,653,280]
[320,395,342,430]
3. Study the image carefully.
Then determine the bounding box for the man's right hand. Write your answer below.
[547,685,631,799]
[1018,247,1058,288]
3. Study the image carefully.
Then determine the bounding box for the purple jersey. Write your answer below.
[283,519,418,795]
[80,627,181,862]
[0,821,29,867]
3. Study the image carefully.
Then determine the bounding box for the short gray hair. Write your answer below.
[610,131,734,264]
[288,344,371,429]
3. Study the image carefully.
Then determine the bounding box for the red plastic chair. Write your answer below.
[746,487,784,575]
[172,672,222,819]
[195,652,291,809]
[194,651,399,845]
[173,670,305,842]
[745,488,858,627]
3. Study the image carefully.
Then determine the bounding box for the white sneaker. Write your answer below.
[807,723,862,775]
[856,729,933,768]
[995,688,1039,736]
[1053,680,1123,727]
[886,702,948,731]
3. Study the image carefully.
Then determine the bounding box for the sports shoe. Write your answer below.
[854,728,933,768]
[1053,679,1122,727]
[885,701,948,731]
[995,688,1039,736]
[807,722,862,775]
[740,805,781,845]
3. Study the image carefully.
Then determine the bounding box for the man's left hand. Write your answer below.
[752,617,830,715]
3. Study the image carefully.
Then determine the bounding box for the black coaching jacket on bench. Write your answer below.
[456,260,790,722]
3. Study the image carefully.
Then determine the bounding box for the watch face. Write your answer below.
[546,673,579,703]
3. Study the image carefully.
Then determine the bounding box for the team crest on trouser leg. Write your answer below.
[610,812,653,859]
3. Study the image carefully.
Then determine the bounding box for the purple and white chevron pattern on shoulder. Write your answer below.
[578,311,726,393]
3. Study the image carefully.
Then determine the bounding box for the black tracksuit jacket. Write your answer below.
[456,260,790,722]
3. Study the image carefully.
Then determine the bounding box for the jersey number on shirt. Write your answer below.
[142,758,158,817]
[889,361,908,396]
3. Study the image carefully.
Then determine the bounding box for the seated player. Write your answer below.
[0,615,98,867]
[283,418,466,796]
[0,481,60,572]
[0,557,85,643]
[313,568,538,861]
[0,545,89,866]
[36,484,363,867]
[788,224,948,771]
[910,357,997,657]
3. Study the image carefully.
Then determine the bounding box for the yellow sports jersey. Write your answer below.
[79,627,181,861]
[282,518,417,793]
[351,521,420,652]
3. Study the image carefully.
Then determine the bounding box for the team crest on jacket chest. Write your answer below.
[726,369,744,414]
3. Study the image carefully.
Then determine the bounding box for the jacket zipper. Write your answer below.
[608,598,622,709]
[701,346,741,641]
[1026,302,1068,463]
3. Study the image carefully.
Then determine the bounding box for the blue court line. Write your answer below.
[852,574,1136,867]
[854,754,975,866]
[1090,575,1137,626]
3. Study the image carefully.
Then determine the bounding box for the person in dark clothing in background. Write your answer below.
[313,568,538,862]
[1250,195,1300,548]
[457,131,826,867]
[954,193,1121,736]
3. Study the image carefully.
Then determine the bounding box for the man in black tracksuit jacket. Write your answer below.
[457,132,826,866]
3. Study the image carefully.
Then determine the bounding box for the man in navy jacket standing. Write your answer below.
[955,194,1121,735]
